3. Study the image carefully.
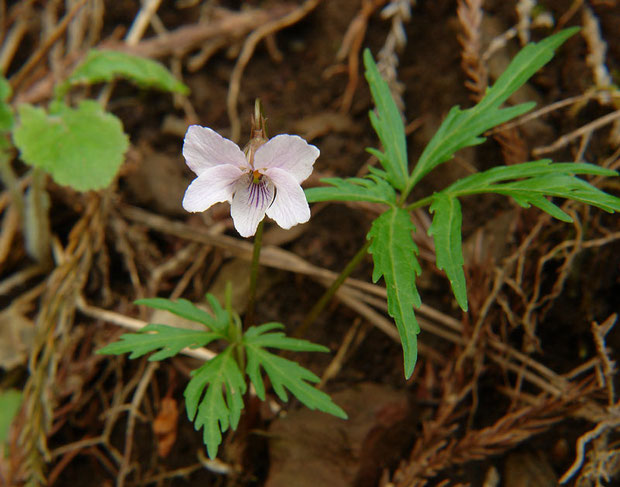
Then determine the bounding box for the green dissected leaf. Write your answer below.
[305,174,396,204]
[444,160,620,221]
[206,293,231,331]
[13,101,129,191]
[244,323,329,354]
[184,348,246,459]
[447,160,615,191]
[0,389,22,445]
[97,324,221,361]
[406,28,579,195]
[367,207,421,378]
[363,49,408,191]
[243,324,347,419]
[0,76,13,132]
[428,193,467,311]
[58,49,189,97]
[135,294,229,332]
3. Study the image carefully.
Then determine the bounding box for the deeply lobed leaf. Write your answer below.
[243,325,347,419]
[447,160,616,192]
[428,194,467,311]
[406,28,579,195]
[367,208,421,378]
[135,294,229,332]
[244,323,330,353]
[305,175,396,204]
[475,28,579,112]
[184,348,247,459]
[363,49,409,191]
[443,160,620,221]
[97,324,220,361]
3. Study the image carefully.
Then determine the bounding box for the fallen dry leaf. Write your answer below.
[153,397,179,458]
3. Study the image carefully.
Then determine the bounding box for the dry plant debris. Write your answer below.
[0,1,619,486]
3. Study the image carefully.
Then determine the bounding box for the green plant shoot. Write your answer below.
[306,27,620,379]
[98,294,346,459]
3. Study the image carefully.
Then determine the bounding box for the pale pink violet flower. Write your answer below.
[182,125,319,238]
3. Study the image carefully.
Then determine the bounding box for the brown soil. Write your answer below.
[1,1,619,486]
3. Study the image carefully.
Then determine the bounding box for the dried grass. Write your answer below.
[1,1,619,486]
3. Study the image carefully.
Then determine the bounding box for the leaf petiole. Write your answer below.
[245,220,264,328]
[294,239,372,338]
[404,195,435,212]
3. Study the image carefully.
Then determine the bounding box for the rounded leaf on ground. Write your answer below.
[13,101,129,191]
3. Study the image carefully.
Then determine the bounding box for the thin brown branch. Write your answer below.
[227,0,321,142]
[533,109,620,157]
[457,0,487,101]
[9,0,88,91]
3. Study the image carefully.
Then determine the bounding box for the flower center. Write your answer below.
[246,173,274,209]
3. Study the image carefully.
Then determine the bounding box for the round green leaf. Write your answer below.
[0,389,22,445]
[13,101,129,191]
[0,76,13,131]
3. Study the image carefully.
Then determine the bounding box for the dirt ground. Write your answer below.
[1,0,619,486]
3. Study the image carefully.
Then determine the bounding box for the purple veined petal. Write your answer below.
[263,167,310,229]
[182,125,249,176]
[182,164,245,213]
[230,174,275,237]
[253,134,319,184]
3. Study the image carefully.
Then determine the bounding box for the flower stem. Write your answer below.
[294,239,372,337]
[245,220,264,328]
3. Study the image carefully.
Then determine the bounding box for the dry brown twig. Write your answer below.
[125,0,163,46]
[375,0,414,112]
[335,0,388,113]
[559,315,619,485]
[515,0,536,45]
[319,318,364,387]
[582,5,613,103]
[66,0,104,56]
[521,209,583,348]
[561,408,620,484]
[0,5,31,73]
[334,0,413,114]
[8,0,88,91]
[457,0,487,100]
[394,379,596,486]
[591,314,617,406]
[533,109,620,157]
[458,0,530,164]
[108,5,289,59]
[19,195,107,485]
[487,91,617,136]
[44,356,164,484]
[117,362,159,487]
[14,5,288,106]
[226,0,321,141]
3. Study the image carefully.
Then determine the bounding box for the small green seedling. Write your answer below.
[98,293,346,459]
[306,27,620,378]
